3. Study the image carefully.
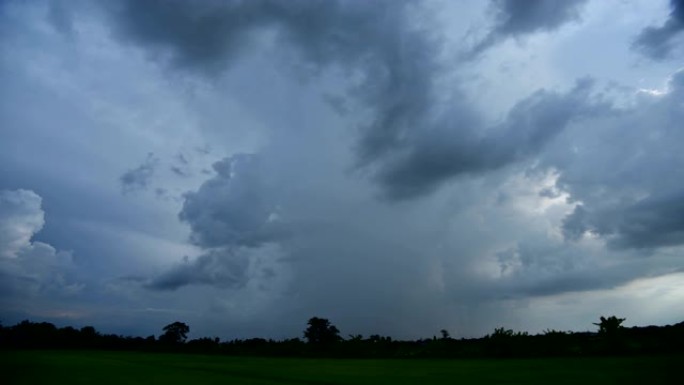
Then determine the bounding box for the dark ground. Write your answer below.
[2,350,679,384]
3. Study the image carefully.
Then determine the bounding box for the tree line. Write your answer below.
[1,315,682,358]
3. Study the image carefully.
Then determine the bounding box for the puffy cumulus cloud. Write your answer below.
[633,0,684,60]
[179,154,284,248]
[469,0,588,56]
[0,189,45,259]
[0,189,82,298]
[540,70,684,251]
[148,154,286,291]
[147,152,300,295]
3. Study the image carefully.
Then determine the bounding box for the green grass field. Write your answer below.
[1,350,679,384]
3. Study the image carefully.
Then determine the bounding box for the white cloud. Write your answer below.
[0,189,82,298]
[0,189,44,259]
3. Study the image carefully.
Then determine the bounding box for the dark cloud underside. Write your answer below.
[469,0,588,56]
[552,71,684,250]
[146,248,248,290]
[108,0,607,201]
[633,0,684,60]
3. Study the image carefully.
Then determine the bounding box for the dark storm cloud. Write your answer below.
[491,0,587,35]
[107,0,437,171]
[106,0,606,201]
[119,153,158,193]
[562,205,588,242]
[470,0,588,55]
[633,0,684,60]
[179,154,284,248]
[151,153,288,289]
[146,248,249,290]
[504,267,644,297]
[493,241,628,297]
[376,78,610,199]
[563,193,684,250]
[547,70,684,250]
[608,191,684,249]
[113,0,628,302]
[4,0,684,338]
[489,234,683,300]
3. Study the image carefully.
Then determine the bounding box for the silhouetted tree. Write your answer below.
[594,316,626,335]
[593,316,627,353]
[80,326,99,338]
[304,317,340,345]
[4,315,684,358]
[159,321,189,344]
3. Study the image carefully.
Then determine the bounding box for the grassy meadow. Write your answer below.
[2,350,678,384]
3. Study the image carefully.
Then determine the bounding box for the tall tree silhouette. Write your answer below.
[593,315,627,353]
[304,317,340,345]
[593,316,625,335]
[159,321,189,344]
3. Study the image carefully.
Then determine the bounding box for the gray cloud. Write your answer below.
[120,153,158,193]
[4,0,684,339]
[543,70,684,250]
[150,153,288,290]
[147,248,249,291]
[130,1,651,320]
[179,154,284,249]
[633,0,684,60]
[469,0,588,56]
[492,240,635,298]
[562,205,588,242]
[47,1,75,36]
[106,0,438,174]
[608,192,684,249]
[106,0,605,201]
[376,78,610,199]
[490,0,587,35]
[563,192,684,250]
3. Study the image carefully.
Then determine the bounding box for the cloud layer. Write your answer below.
[2,0,684,339]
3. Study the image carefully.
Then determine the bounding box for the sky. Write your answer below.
[1,0,684,340]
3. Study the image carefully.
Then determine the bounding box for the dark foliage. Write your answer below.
[1,315,683,358]
[159,322,190,344]
[303,317,341,345]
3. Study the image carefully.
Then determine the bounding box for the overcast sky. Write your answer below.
[2,0,684,340]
